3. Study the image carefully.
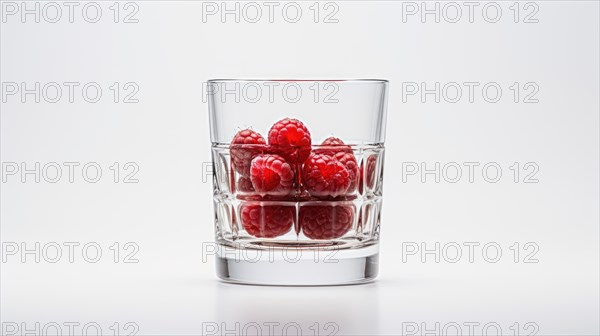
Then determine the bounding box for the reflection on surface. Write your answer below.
[212,281,380,335]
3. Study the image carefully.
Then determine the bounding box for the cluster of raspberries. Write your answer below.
[230,118,371,240]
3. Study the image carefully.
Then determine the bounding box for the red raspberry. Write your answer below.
[337,152,358,192]
[316,137,358,193]
[322,137,347,147]
[237,176,255,192]
[316,137,352,155]
[300,204,354,239]
[359,154,378,193]
[240,204,294,238]
[250,154,294,196]
[301,154,351,197]
[268,118,312,164]
[230,129,267,176]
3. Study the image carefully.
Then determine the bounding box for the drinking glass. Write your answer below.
[207,79,388,285]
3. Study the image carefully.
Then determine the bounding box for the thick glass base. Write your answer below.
[216,243,379,286]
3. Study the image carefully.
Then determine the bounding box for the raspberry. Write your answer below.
[237,176,255,192]
[268,118,312,164]
[335,152,359,192]
[300,204,354,239]
[322,137,347,147]
[315,137,358,193]
[250,154,294,196]
[230,129,267,176]
[359,154,378,193]
[240,204,294,238]
[316,137,352,155]
[301,154,351,197]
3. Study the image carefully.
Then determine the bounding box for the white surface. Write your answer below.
[1,1,599,335]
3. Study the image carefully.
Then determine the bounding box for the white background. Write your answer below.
[1,1,599,335]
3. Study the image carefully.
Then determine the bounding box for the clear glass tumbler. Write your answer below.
[207,79,388,285]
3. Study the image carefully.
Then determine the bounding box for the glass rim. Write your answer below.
[207,78,388,83]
